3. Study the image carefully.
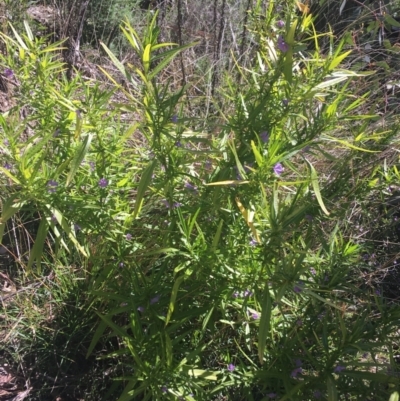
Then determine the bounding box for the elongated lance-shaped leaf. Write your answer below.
[211,220,223,251]
[132,159,157,219]
[142,44,151,74]
[27,217,48,273]
[86,319,108,358]
[0,197,25,243]
[165,275,184,326]
[99,41,128,79]
[148,42,199,81]
[51,207,88,257]
[66,134,93,186]
[305,159,330,216]
[258,284,272,364]
[389,391,399,401]
[327,375,338,401]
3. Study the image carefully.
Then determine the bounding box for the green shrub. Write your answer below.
[0,5,400,401]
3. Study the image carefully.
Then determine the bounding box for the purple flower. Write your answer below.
[334,365,345,373]
[161,385,168,393]
[137,306,145,313]
[251,312,259,319]
[51,215,57,223]
[232,291,239,298]
[260,131,269,143]
[89,161,95,172]
[4,162,11,170]
[98,178,108,188]
[47,180,58,193]
[310,267,316,275]
[126,233,132,240]
[249,238,258,247]
[74,223,81,232]
[4,68,13,78]
[293,281,304,293]
[243,289,253,297]
[119,262,125,268]
[273,163,284,176]
[266,393,277,399]
[227,364,235,372]
[175,141,182,147]
[276,20,285,28]
[184,182,198,192]
[375,289,381,296]
[150,295,160,305]
[282,98,289,106]
[161,200,182,209]
[277,35,289,52]
[171,115,178,123]
[313,390,322,399]
[291,367,302,378]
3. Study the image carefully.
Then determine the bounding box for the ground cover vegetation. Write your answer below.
[0,0,400,400]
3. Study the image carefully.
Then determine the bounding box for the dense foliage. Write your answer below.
[0,1,400,400]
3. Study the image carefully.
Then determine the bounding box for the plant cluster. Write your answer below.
[0,2,400,401]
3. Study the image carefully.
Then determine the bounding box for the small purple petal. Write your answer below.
[137,306,145,313]
[291,367,302,378]
[251,312,259,319]
[4,68,13,78]
[232,291,239,298]
[126,233,132,240]
[273,163,284,176]
[171,115,178,123]
[47,180,58,193]
[98,178,108,188]
[334,365,345,373]
[4,162,11,170]
[260,131,269,143]
[277,35,289,52]
[161,385,168,393]
[175,141,182,147]
[276,20,285,28]
[184,182,198,192]
[249,239,258,247]
[119,262,125,268]
[243,289,253,297]
[227,363,235,372]
[310,267,316,275]
[150,295,160,305]
[282,98,289,106]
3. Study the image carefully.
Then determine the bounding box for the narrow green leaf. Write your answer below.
[27,218,48,273]
[66,134,93,186]
[258,284,272,364]
[133,160,157,219]
[148,42,198,80]
[251,140,263,167]
[99,41,127,78]
[327,375,338,401]
[305,160,330,216]
[165,275,184,326]
[165,332,173,367]
[9,23,28,50]
[86,319,108,358]
[328,50,351,70]
[211,220,223,251]
[142,43,151,73]
[51,208,88,257]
